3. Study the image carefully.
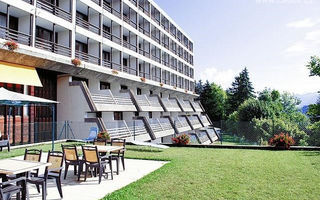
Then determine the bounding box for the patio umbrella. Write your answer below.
[0,87,58,151]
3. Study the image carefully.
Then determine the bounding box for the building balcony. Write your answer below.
[123,15,137,29]
[161,98,181,112]
[37,0,72,22]
[199,115,211,127]
[105,119,151,142]
[91,90,137,112]
[75,50,100,65]
[139,48,150,58]
[178,100,193,112]
[76,16,100,35]
[173,116,191,133]
[123,40,137,52]
[139,26,150,37]
[205,128,219,142]
[196,130,211,144]
[0,26,31,46]
[190,101,204,112]
[187,115,203,129]
[151,54,161,63]
[135,95,163,112]
[147,118,175,138]
[35,37,71,57]
[103,1,122,19]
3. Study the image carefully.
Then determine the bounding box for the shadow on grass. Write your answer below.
[299,151,320,157]
[126,147,163,153]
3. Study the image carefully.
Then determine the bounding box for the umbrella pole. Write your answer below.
[7,106,12,152]
[51,105,55,151]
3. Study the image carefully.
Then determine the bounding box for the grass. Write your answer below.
[105,146,320,200]
[1,142,319,199]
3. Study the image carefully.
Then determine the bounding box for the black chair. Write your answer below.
[110,139,126,174]
[27,151,64,200]
[82,146,113,184]
[62,145,84,181]
[0,177,26,200]
[24,149,42,178]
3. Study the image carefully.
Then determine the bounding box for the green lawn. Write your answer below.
[1,143,319,200]
[105,146,320,200]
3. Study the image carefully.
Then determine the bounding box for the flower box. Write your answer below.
[71,58,81,67]
[172,134,190,146]
[112,69,119,75]
[4,40,18,51]
[140,77,146,82]
[269,133,295,150]
[160,83,164,87]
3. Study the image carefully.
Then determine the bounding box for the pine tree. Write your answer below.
[195,80,204,95]
[226,67,255,115]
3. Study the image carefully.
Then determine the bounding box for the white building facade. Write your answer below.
[0,0,217,144]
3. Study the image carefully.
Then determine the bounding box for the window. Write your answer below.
[123,58,128,66]
[103,25,110,33]
[76,11,88,21]
[123,35,128,41]
[100,82,110,90]
[137,88,142,95]
[75,41,88,53]
[134,112,139,117]
[121,85,128,90]
[148,112,152,119]
[103,51,110,61]
[36,26,53,41]
[150,90,153,95]
[0,12,6,27]
[114,112,123,120]
[72,76,88,87]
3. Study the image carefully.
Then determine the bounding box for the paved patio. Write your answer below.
[13,154,167,200]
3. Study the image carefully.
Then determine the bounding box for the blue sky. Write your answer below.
[154,0,320,94]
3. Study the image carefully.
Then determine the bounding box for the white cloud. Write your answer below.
[305,29,320,43]
[285,41,308,53]
[286,18,319,28]
[195,67,238,89]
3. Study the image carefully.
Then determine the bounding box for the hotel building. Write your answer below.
[0,0,217,145]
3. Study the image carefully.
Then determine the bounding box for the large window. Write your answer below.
[100,82,110,90]
[114,112,123,120]
[75,41,88,53]
[36,26,53,41]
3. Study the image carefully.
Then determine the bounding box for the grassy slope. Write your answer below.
[105,147,320,200]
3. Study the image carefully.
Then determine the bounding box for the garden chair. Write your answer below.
[62,144,84,181]
[0,177,26,200]
[27,151,64,200]
[83,127,98,142]
[110,138,126,175]
[82,146,113,184]
[24,149,42,177]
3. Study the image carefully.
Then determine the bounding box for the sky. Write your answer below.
[154,0,320,95]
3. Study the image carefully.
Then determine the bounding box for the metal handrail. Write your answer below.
[35,37,71,57]
[75,50,100,65]
[0,26,31,46]
[76,16,100,35]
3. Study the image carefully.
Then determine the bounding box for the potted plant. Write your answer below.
[97,131,110,141]
[269,133,295,150]
[160,83,164,87]
[173,86,177,89]
[172,134,190,146]
[71,58,81,67]
[112,69,119,75]
[4,40,18,51]
[140,77,146,82]
[185,89,188,93]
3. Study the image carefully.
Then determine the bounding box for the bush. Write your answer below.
[269,133,295,149]
[307,121,320,146]
[172,134,190,145]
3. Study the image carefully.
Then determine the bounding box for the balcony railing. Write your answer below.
[139,26,150,36]
[102,59,112,68]
[188,116,201,126]
[191,101,203,112]
[161,98,181,111]
[174,117,189,129]
[102,30,111,40]
[197,131,210,144]
[179,100,193,112]
[139,48,150,58]
[151,15,160,25]
[91,90,134,106]
[148,118,173,134]
[35,37,71,57]
[151,34,160,44]
[152,75,161,82]
[76,16,100,35]
[162,59,169,67]
[200,115,210,126]
[151,55,161,63]
[37,0,72,22]
[91,0,100,5]
[75,50,100,65]
[103,2,121,19]
[129,0,137,6]
[135,95,162,109]
[106,120,148,139]
[123,40,137,52]
[22,0,33,4]
[123,15,137,29]
[162,42,169,49]
[111,34,122,45]
[0,26,31,46]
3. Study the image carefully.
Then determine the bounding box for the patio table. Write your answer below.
[0,159,51,200]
